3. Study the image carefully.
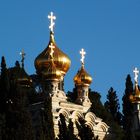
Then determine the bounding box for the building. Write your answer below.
[130,67,140,140]
[30,12,111,140]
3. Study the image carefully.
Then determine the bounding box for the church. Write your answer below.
[28,12,111,140]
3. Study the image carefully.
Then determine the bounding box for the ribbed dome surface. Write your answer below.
[41,60,61,81]
[74,66,92,86]
[34,32,71,76]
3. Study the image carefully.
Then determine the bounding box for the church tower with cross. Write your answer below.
[130,67,140,132]
[74,48,92,106]
[32,12,110,140]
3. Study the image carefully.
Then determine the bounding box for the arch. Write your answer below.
[97,122,109,132]
[71,111,84,121]
[58,109,70,121]
[85,112,96,123]
[85,121,95,130]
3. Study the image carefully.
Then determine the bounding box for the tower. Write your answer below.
[34,12,71,100]
[130,67,140,131]
[74,48,92,107]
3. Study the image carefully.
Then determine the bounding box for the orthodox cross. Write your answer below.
[48,12,56,33]
[133,67,139,85]
[80,48,86,66]
[20,50,26,68]
[49,43,55,58]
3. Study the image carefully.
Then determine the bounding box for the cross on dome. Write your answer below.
[49,43,55,58]
[48,12,56,33]
[80,48,86,65]
[20,50,26,68]
[133,67,139,85]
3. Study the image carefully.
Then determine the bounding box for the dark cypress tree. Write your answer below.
[4,81,35,140]
[67,87,77,102]
[0,63,35,140]
[0,113,6,140]
[57,113,77,140]
[41,95,55,140]
[122,74,134,140]
[57,113,68,140]
[104,87,122,125]
[0,56,10,113]
[76,117,98,140]
[89,89,124,140]
[67,119,78,140]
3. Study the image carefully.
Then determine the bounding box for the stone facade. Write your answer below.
[32,12,111,140]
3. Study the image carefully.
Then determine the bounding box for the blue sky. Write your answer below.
[0,0,140,104]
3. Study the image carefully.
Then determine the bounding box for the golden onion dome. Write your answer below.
[134,85,140,98]
[42,60,61,81]
[130,85,140,103]
[74,65,92,86]
[34,31,71,76]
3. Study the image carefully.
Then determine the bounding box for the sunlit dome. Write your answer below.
[34,12,71,77]
[34,32,71,76]
[74,65,92,86]
[74,48,92,86]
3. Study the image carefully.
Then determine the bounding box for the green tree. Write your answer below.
[0,56,10,113]
[104,87,122,125]
[1,64,35,140]
[41,95,55,140]
[57,113,77,140]
[0,114,6,140]
[67,87,77,102]
[89,89,124,140]
[57,113,68,140]
[76,117,98,140]
[5,84,35,140]
[122,74,134,140]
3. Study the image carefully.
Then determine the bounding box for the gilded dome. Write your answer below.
[74,65,92,86]
[34,32,71,76]
[130,85,140,103]
[9,65,32,87]
[41,60,61,81]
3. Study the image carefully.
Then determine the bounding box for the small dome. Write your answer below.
[130,85,140,103]
[34,32,71,76]
[135,85,140,98]
[17,68,32,87]
[74,65,92,86]
[9,66,32,87]
[41,60,61,81]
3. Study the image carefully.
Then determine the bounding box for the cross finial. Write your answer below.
[48,12,56,33]
[20,50,26,68]
[49,43,55,58]
[80,48,86,66]
[133,67,139,85]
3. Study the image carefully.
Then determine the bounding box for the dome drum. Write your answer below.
[74,66,92,87]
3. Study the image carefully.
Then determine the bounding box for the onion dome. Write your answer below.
[130,85,140,103]
[74,65,92,86]
[74,48,92,86]
[130,67,140,103]
[41,59,61,81]
[35,31,71,76]
[35,12,71,76]
[9,63,32,87]
[17,68,32,87]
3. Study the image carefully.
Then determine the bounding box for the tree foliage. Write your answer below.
[76,117,98,140]
[41,95,55,140]
[89,89,124,140]
[122,74,134,140]
[57,113,78,140]
[104,87,122,125]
